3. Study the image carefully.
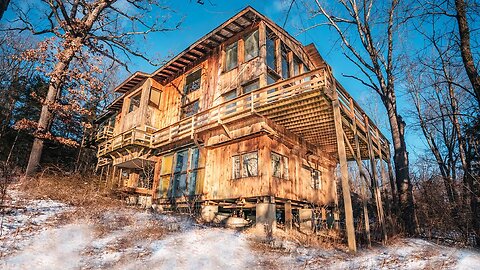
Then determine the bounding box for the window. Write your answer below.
[242,79,259,94]
[181,99,199,119]
[128,92,141,113]
[303,165,322,189]
[168,147,200,198]
[232,151,258,179]
[271,152,289,180]
[223,89,237,115]
[266,31,276,70]
[281,44,290,79]
[225,42,238,71]
[244,30,259,61]
[149,87,162,108]
[293,56,301,76]
[267,72,280,85]
[184,69,202,95]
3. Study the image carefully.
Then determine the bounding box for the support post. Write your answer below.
[348,98,371,247]
[365,116,387,244]
[332,88,356,252]
[285,201,292,231]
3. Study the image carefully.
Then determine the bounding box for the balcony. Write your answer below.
[97,68,390,161]
[96,125,114,142]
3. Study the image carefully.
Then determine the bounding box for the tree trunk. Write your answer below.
[455,0,480,107]
[385,95,416,235]
[25,48,76,176]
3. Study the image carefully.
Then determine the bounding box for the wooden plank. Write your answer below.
[332,86,356,253]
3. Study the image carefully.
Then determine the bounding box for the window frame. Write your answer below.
[271,152,289,180]
[232,151,259,179]
[180,99,199,119]
[244,29,259,62]
[225,41,239,72]
[184,68,202,95]
[128,91,142,113]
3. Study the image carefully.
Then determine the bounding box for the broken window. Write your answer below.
[232,151,258,179]
[266,30,276,71]
[244,30,259,61]
[181,99,199,119]
[148,87,162,108]
[225,41,238,71]
[271,152,289,180]
[128,92,141,113]
[184,69,202,95]
[281,43,290,79]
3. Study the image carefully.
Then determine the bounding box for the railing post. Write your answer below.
[191,115,195,139]
[250,92,254,112]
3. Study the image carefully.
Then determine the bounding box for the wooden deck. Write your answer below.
[97,68,390,161]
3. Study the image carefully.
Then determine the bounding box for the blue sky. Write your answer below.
[3,0,427,161]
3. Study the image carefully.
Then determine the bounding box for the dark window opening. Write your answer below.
[281,44,290,79]
[181,99,199,119]
[266,30,277,71]
[128,92,141,113]
[184,69,202,95]
[242,79,259,94]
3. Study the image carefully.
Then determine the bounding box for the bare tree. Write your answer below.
[308,0,416,234]
[4,0,180,176]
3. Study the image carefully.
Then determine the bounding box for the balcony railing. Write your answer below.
[97,67,389,157]
[96,125,114,142]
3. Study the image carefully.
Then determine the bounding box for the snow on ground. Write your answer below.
[1,189,480,269]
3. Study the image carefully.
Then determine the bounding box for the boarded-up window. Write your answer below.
[181,99,199,119]
[266,30,276,71]
[158,154,173,197]
[149,87,161,108]
[232,151,258,179]
[225,41,238,71]
[271,152,289,180]
[184,69,202,95]
[244,30,259,61]
[128,92,141,113]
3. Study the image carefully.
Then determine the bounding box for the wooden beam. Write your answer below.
[332,88,356,253]
[365,116,387,244]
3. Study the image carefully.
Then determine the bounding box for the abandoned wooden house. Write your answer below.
[95,6,392,251]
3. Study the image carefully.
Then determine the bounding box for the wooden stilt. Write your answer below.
[285,201,292,231]
[332,87,356,253]
[348,98,371,247]
[365,116,387,244]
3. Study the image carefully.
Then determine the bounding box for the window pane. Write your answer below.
[243,79,259,94]
[242,152,258,177]
[244,30,259,61]
[175,150,189,173]
[267,72,279,85]
[283,156,289,179]
[232,155,241,179]
[226,42,238,71]
[266,33,276,70]
[172,173,187,197]
[187,171,197,196]
[190,147,199,170]
[184,69,202,94]
[128,92,141,113]
[271,152,281,178]
[293,56,301,76]
[281,45,290,79]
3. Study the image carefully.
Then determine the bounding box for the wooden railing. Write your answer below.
[96,125,114,141]
[97,67,389,157]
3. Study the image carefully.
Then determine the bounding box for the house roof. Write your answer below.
[114,6,317,95]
